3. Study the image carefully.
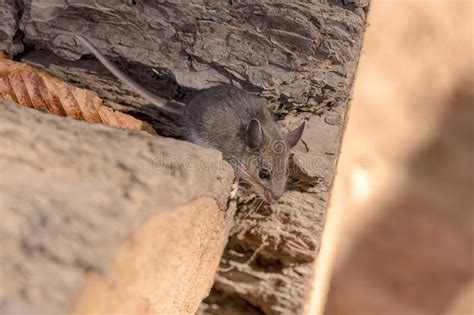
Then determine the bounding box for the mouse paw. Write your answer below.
[230,178,239,199]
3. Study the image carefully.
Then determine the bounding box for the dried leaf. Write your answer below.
[0,58,157,135]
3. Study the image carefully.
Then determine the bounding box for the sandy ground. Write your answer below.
[306,1,473,314]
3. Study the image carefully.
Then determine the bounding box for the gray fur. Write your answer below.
[76,35,305,203]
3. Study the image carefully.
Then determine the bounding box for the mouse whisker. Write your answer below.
[240,199,264,224]
[230,156,254,180]
[288,178,309,187]
[231,157,247,172]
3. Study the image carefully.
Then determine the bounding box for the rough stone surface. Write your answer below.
[2,0,368,313]
[0,101,234,315]
[0,0,22,56]
[19,0,366,116]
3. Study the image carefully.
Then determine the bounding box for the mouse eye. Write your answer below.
[259,168,271,180]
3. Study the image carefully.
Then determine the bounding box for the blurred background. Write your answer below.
[308,1,473,314]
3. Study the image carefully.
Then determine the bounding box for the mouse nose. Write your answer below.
[264,191,281,204]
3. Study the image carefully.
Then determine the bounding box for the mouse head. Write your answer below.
[236,119,305,204]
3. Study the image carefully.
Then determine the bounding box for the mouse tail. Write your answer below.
[75,34,182,115]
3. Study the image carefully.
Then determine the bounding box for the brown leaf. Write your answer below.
[0,58,157,135]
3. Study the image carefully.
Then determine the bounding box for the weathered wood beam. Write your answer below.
[0,101,234,315]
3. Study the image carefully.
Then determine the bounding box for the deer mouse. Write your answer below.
[76,35,305,204]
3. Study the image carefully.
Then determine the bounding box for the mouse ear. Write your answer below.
[246,118,263,150]
[286,121,305,148]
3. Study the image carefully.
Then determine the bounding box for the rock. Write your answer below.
[0,101,234,315]
[0,0,23,56]
[19,1,366,113]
